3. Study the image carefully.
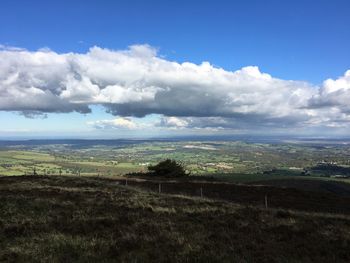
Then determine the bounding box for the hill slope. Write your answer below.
[1,175,350,262]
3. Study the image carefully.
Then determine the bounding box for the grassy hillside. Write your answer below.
[1,175,350,262]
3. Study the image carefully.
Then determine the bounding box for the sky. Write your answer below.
[0,0,350,138]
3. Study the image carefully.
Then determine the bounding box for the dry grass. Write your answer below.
[1,175,350,262]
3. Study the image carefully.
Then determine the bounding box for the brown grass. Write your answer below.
[1,175,350,262]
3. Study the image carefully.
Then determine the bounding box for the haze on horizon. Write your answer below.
[1,0,350,139]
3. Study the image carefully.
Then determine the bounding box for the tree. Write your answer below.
[148,159,188,177]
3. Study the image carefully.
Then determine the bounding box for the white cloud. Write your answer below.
[1,44,350,132]
[87,117,138,130]
[309,70,350,113]
[159,117,189,129]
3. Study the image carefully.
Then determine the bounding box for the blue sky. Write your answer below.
[1,0,350,138]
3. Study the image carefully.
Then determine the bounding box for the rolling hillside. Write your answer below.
[1,175,350,262]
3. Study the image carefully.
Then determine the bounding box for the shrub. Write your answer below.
[275,210,291,219]
[148,159,188,177]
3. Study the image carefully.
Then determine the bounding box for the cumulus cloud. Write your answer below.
[87,117,138,130]
[309,70,350,112]
[1,44,350,131]
[159,117,189,129]
[158,116,302,131]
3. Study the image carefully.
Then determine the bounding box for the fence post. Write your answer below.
[200,187,203,198]
[125,178,128,186]
[159,183,161,193]
[265,195,268,209]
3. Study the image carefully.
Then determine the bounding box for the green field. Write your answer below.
[0,141,350,185]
